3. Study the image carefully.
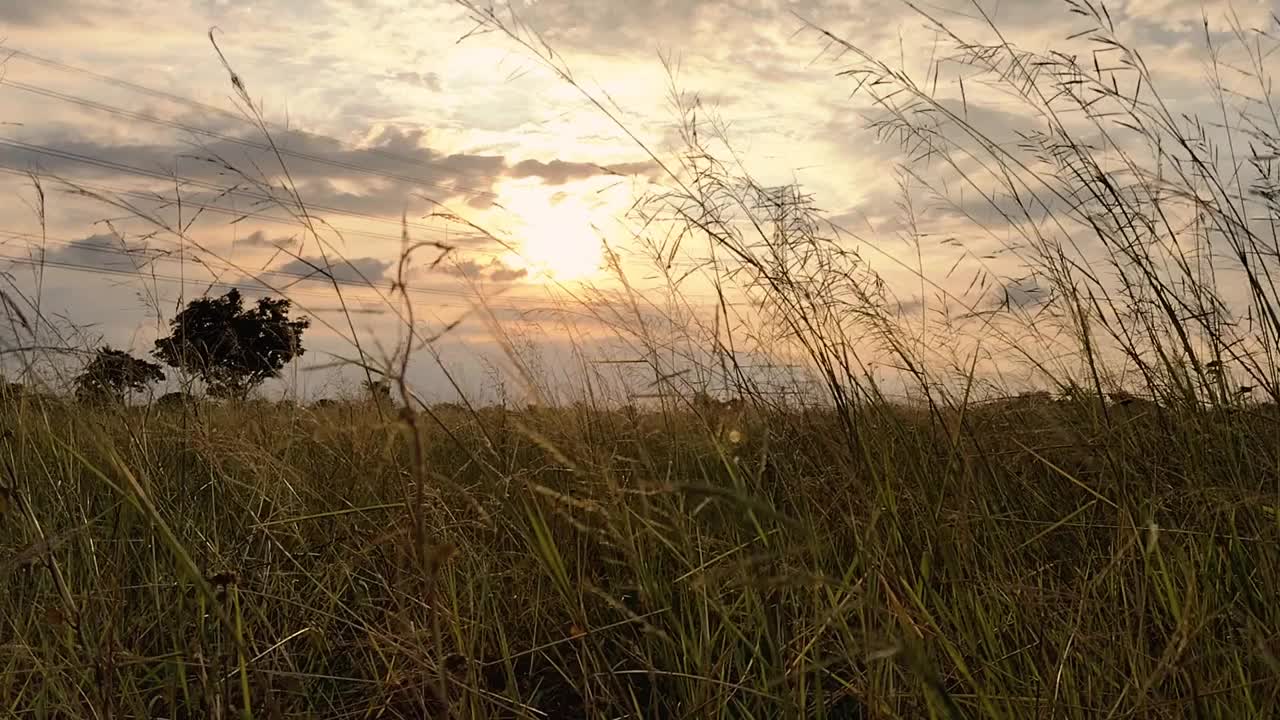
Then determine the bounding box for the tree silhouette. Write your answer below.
[75,347,164,403]
[364,378,392,407]
[154,289,309,399]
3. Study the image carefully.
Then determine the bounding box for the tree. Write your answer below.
[155,391,197,411]
[75,347,164,403]
[364,378,391,407]
[154,289,309,399]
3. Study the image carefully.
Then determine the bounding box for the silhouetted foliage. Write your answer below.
[364,378,391,406]
[153,289,309,399]
[154,391,198,411]
[74,347,164,403]
[0,381,26,401]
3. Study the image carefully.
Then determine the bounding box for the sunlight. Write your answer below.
[504,196,606,282]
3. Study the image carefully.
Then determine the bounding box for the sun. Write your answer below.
[509,202,606,282]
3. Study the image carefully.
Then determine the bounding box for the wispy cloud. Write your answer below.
[443,257,528,283]
[275,255,393,284]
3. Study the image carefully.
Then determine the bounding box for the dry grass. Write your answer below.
[3,0,1280,717]
[1,395,1278,718]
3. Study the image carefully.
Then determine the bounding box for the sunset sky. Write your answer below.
[0,0,1273,400]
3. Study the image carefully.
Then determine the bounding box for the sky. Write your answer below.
[0,0,1275,402]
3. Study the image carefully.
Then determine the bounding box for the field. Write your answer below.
[4,0,1280,717]
[0,394,1277,718]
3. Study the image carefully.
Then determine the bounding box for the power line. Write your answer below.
[0,164,494,249]
[0,51,715,268]
[0,251,596,321]
[0,225,741,329]
[0,226,572,309]
[0,136,488,241]
[0,251,521,351]
[0,162,752,309]
[1,44,798,153]
[0,166,738,307]
[0,157,741,305]
[0,51,751,304]
[0,46,507,200]
[0,44,803,270]
[1,78,504,201]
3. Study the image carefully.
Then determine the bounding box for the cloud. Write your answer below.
[466,194,496,210]
[894,296,925,316]
[1118,0,1274,31]
[275,255,391,284]
[237,230,298,248]
[448,259,486,278]
[507,157,659,185]
[0,123,507,205]
[2,121,655,220]
[496,0,909,86]
[507,158,607,185]
[997,277,1047,310]
[45,232,159,272]
[489,264,528,282]
[445,258,528,283]
[388,71,442,91]
[0,0,101,25]
[503,0,804,57]
[600,160,661,179]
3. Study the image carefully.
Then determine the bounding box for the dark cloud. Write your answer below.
[449,259,486,278]
[45,232,159,272]
[0,124,506,205]
[997,277,1046,310]
[489,264,528,282]
[1,121,657,219]
[262,124,507,195]
[466,194,496,210]
[445,258,528,283]
[507,158,658,185]
[237,230,298,249]
[388,71,442,92]
[894,296,925,316]
[276,255,391,284]
[600,160,660,179]
[0,0,101,25]
[507,158,606,185]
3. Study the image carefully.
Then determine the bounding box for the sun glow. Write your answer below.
[505,199,606,282]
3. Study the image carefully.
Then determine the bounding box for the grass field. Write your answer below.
[1,394,1277,718]
[4,0,1280,717]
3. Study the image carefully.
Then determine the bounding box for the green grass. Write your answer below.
[1,396,1276,718]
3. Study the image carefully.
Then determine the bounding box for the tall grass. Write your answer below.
[2,0,1279,717]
